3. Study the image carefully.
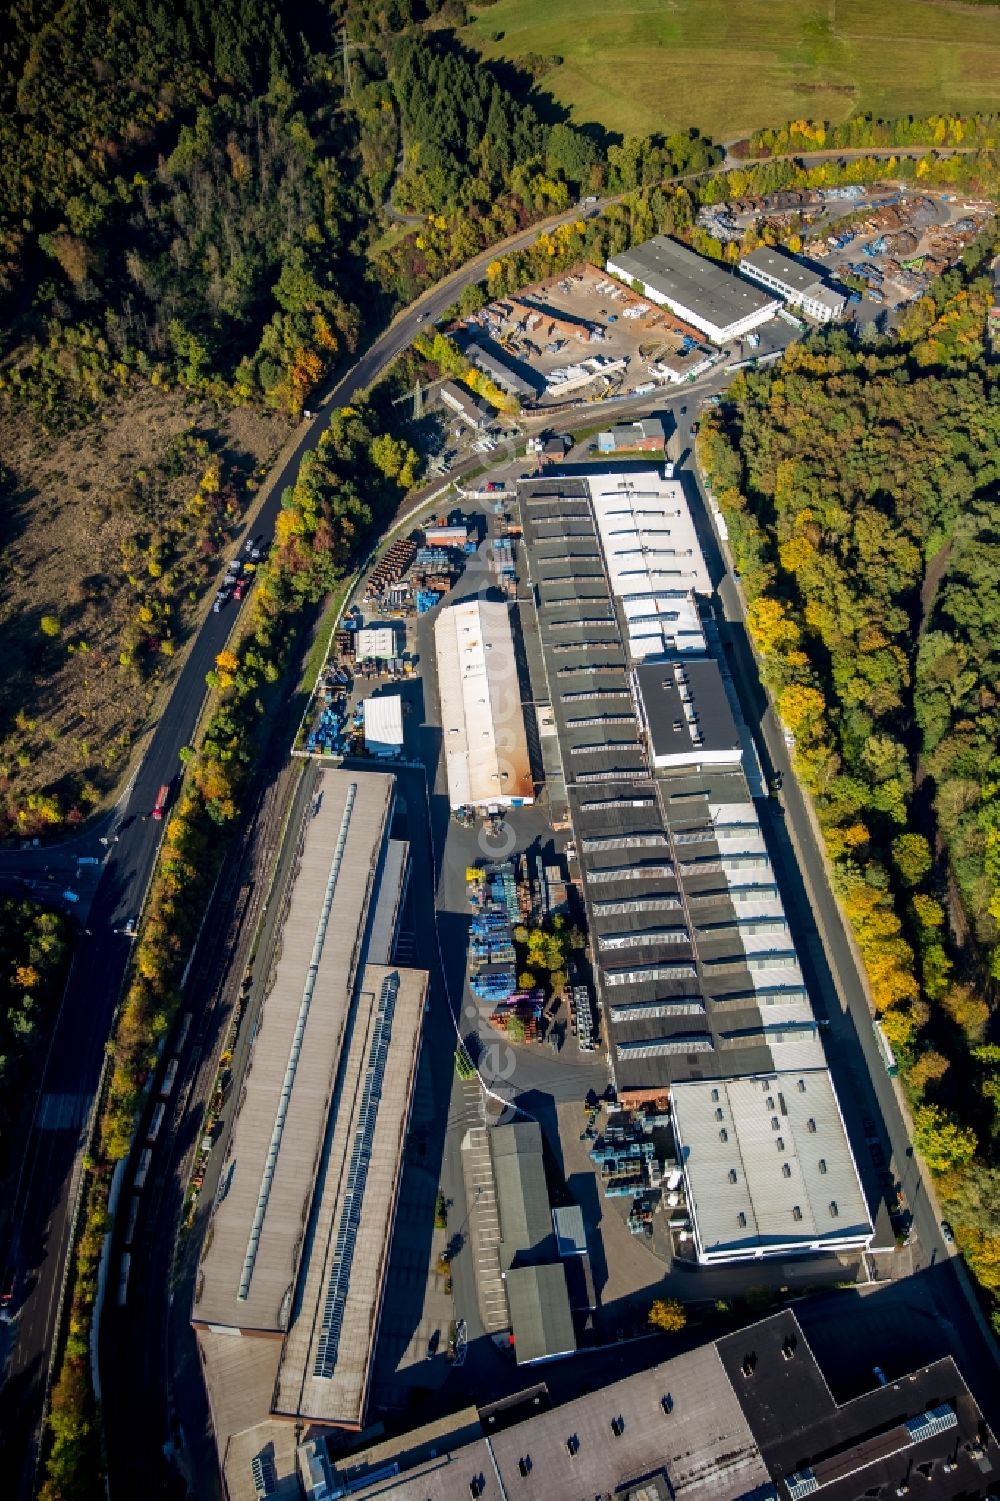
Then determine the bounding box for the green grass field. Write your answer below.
[463,0,1000,142]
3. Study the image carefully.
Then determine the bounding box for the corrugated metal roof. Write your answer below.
[274,963,428,1428]
[505,1263,576,1364]
[434,598,533,810]
[194,770,395,1332]
[672,1071,871,1259]
[363,693,403,751]
[608,236,778,336]
[491,1121,554,1271]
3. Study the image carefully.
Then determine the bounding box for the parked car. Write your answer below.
[940,1220,954,1244]
[233,578,247,602]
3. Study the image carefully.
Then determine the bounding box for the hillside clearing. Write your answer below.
[0,390,291,830]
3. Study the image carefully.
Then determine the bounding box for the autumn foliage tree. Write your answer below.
[648,1298,687,1333]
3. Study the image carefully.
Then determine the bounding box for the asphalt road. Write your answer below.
[1,148,993,1501]
[683,453,1000,1428]
[0,189,654,1501]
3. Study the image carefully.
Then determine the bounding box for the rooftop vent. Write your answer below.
[719,1127,729,1142]
[518,1456,532,1478]
[737,1211,747,1228]
[611,1415,625,1438]
[782,1334,797,1360]
[566,1435,580,1457]
[741,1351,757,1378]
[807,1117,817,1133]
[818,1158,827,1174]
[782,1163,792,1179]
[729,1168,738,1184]
[792,1205,803,1222]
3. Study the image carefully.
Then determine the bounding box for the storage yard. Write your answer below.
[456,263,724,406]
[700,185,995,316]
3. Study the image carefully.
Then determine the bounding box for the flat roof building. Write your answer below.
[607,236,779,344]
[588,470,710,659]
[439,379,488,429]
[597,416,667,454]
[516,473,829,1105]
[740,246,847,324]
[363,694,404,758]
[434,597,534,810]
[332,1339,771,1501]
[192,769,429,1499]
[636,658,744,770]
[355,625,398,660]
[331,1309,999,1501]
[672,1071,872,1263]
[505,1263,576,1365]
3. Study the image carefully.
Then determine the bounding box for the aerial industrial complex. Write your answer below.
[517,468,871,1262]
[434,596,534,812]
[606,235,780,344]
[307,1308,1000,1501]
[192,769,428,1501]
[739,245,847,324]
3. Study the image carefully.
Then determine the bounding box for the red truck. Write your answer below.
[152,783,170,821]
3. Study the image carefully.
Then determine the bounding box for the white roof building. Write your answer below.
[363,695,403,758]
[355,626,398,660]
[671,1070,872,1263]
[589,470,710,659]
[739,246,847,324]
[607,236,779,344]
[434,597,534,810]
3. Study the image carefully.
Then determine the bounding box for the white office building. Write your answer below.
[739,246,847,323]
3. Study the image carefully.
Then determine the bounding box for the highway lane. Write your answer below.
[0,193,634,1501]
[3,153,993,1498]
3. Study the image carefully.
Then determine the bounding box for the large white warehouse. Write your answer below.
[607,236,779,344]
[671,1070,873,1264]
[434,597,534,811]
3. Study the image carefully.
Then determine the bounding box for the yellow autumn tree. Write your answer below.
[747,596,801,656]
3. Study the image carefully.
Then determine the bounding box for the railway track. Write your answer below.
[101,753,308,1501]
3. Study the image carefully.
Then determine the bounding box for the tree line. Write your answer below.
[698,230,1000,1318]
[39,394,419,1501]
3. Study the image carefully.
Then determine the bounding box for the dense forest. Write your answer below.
[0,0,717,420]
[698,238,1000,1313]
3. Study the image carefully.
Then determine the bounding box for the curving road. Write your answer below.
[0,186,660,1501]
[0,142,989,1501]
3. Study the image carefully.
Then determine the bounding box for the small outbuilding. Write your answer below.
[363,695,404,759]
